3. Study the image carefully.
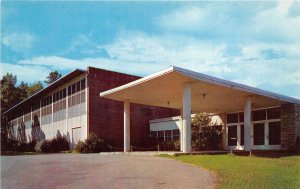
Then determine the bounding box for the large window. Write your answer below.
[253,123,265,145]
[227,113,238,124]
[252,109,266,121]
[165,130,172,141]
[269,121,281,145]
[228,126,237,146]
[173,129,180,140]
[240,125,244,145]
[158,131,164,141]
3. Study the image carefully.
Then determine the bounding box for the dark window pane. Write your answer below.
[72,84,75,94]
[228,126,237,146]
[252,109,266,121]
[68,86,71,96]
[267,107,281,120]
[140,107,154,116]
[76,82,80,92]
[165,130,171,141]
[227,113,238,124]
[240,125,244,145]
[81,79,86,90]
[158,131,164,141]
[63,89,66,98]
[254,123,265,145]
[239,112,244,122]
[269,121,281,145]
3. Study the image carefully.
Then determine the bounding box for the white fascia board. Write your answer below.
[173,66,300,104]
[99,66,175,97]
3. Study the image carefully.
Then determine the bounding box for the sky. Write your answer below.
[1,1,300,99]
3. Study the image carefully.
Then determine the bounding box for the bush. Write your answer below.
[38,135,70,153]
[75,133,112,153]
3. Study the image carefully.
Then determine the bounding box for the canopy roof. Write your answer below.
[100,66,300,113]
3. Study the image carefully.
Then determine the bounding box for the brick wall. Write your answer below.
[87,67,179,149]
[281,103,300,150]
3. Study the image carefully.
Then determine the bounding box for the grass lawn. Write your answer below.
[160,154,300,189]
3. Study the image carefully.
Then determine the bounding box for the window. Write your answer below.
[150,131,157,139]
[228,126,237,146]
[172,129,180,140]
[267,107,281,120]
[227,113,238,124]
[240,125,244,145]
[76,81,80,93]
[254,123,265,145]
[63,89,66,98]
[68,86,71,96]
[252,109,266,121]
[140,107,154,116]
[239,112,244,122]
[158,131,164,141]
[81,79,86,90]
[71,84,75,94]
[269,121,281,145]
[165,130,171,141]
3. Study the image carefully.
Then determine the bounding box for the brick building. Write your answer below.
[3,67,178,149]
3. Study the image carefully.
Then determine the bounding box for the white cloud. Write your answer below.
[2,33,36,53]
[0,62,49,84]
[156,7,206,31]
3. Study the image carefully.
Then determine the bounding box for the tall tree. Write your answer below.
[44,71,61,85]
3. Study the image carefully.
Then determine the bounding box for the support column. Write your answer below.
[182,84,192,153]
[244,97,252,151]
[124,100,130,152]
[180,108,183,152]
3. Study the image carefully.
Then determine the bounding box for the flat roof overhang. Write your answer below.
[100,66,300,114]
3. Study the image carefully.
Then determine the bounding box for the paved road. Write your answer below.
[1,154,216,189]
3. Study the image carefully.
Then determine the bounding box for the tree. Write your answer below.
[28,81,43,95]
[191,113,223,151]
[44,71,61,85]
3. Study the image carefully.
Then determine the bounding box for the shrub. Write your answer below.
[75,133,112,153]
[38,135,70,153]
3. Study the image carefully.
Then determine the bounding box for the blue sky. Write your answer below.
[1,1,300,99]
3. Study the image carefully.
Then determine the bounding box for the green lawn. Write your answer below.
[161,154,300,189]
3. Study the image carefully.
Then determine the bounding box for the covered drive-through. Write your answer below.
[100,66,300,153]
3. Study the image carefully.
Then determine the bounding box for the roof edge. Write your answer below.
[99,66,175,97]
[173,66,300,104]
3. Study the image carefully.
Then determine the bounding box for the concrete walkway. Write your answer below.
[1,154,216,189]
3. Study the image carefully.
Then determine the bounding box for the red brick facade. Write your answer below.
[87,67,179,149]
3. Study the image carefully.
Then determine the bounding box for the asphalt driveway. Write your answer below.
[1,154,216,189]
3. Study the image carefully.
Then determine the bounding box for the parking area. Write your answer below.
[1,153,216,189]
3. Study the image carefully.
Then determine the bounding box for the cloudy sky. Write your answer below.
[1,1,300,98]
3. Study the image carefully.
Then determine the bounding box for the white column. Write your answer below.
[182,84,192,153]
[244,97,251,151]
[124,100,130,152]
[180,108,183,152]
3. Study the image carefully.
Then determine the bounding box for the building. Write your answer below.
[100,66,300,152]
[3,67,178,149]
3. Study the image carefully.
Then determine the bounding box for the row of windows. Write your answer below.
[68,91,85,108]
[228,121,281,146]
[150,129,180,142]
[53,99,66,113]
[68,79,86,96]
[41,105,52,117]
[227,107,280,124]
[41,78,86,107]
